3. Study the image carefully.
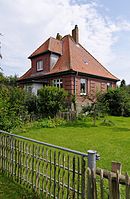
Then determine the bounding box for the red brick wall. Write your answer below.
[73,76,116,112]
[42,74,117,112]
[31,53,51,75]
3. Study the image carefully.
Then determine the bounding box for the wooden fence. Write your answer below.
[56,111,77,121]
[0,130,130,199]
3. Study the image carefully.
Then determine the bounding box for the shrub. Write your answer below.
[100,87,130,116]
[37,86,68,117]
[0,85,29,131]
[82,95,109,126]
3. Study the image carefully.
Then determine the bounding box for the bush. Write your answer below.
[82,96,109,126]
[0,85,29,131]
[100,87,130,116]
[37,86,68,117]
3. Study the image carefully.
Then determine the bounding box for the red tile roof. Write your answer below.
[29,37,62,58]
[19,34,119,81]
[19,68,32,80]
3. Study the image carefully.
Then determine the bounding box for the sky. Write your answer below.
[0,0,130,84]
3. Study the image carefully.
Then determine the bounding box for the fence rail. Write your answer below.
[1,130,130,199]
[0,130,87,198]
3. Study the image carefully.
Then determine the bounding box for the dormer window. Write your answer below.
[37,60,43,71]
[50,53,59,69]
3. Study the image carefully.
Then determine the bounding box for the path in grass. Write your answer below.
[15,116,130,173]
[0,173,37,199]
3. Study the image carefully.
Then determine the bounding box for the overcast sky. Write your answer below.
[0,0,130,84]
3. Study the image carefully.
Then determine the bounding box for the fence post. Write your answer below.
[87,150,97,199]
[111,162,122,199]
[88,150,96,171]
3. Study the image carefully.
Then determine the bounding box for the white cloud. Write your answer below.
[1,0,130,83]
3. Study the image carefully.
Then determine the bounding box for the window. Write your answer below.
[52,79,63,88]
[25,85,32,93]
[50,53,59,69]
[107,82,112,90]
[37,60,43,71]
[80,79,86,95]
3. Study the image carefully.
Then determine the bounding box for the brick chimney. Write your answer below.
[72,25,79,43]
[56,33,62,40]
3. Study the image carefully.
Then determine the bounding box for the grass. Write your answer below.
[0,173,38,199]
[13,116,130,173]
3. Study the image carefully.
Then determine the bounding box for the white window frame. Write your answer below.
[36,60,43,71]
[80,78,86,95]
[52,79,63,88]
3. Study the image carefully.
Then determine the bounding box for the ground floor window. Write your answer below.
[107,82,112,90]
[25,85,32,93]
[80,78,86,95]
[52,79,63,88]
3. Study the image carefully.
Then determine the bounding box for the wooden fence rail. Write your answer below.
[1,130,130,199]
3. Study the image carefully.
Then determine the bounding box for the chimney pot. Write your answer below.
[56,33,62,40]
[72,25,79,43]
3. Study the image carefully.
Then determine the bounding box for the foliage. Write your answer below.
[0,72,18,87]
[82,93,109,126]
[0,86,29,131]
[37,86,68,117]
[0,74,69,130]
[100,87,130,116]
[24,93,38,116]
[32,117,67,128]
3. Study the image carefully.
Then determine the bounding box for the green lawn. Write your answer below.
[0,173,37,199]
[14,116,130,173]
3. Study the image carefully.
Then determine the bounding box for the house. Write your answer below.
[18,25,119,112]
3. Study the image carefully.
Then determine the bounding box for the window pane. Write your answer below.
[52,79,63,88]
[80,79,86,94]
[37,60,43,71]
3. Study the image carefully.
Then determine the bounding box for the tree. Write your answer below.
[100,87,130,116]
[82,92,109,126]
[37,86,68,117]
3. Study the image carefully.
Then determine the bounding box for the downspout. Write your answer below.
[73,71,78,112]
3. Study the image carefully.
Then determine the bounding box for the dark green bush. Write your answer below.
[37,86,68,117]
[0,86,29,131]
[100,87,130,116]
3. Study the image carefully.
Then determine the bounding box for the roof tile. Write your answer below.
[20,34,119,81]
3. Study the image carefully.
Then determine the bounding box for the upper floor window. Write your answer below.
[37,60,43,71]
[50,53,59,69]
[80,78,86,95]
[52,79,63,88]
